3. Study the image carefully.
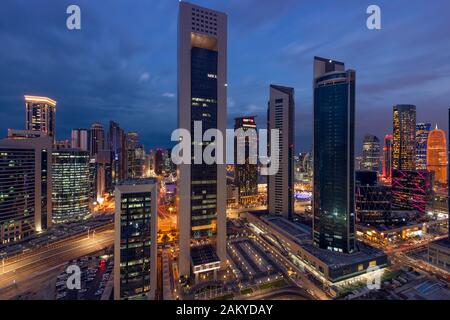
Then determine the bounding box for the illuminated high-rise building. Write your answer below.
[52,149,90,224]
[178,2,227,279]
[71,128,89,151]
[109,121,127,184]
[382,134,393,180]
[362,134,381,172]
[416,123,431,170]
[427,125,448,185]
[313,57,356,254]
[268,85,295,219]
[25,95,57,139]
[89,122,105,157]
[0,131,52,243]
[114,179,157,300]
[127,132,145,179]
[234,116,258,206]
[393,105,416,171]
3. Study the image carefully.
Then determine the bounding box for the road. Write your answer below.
[0,228,114,299]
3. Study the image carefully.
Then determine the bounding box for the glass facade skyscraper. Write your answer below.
[416,123,431,171]
[427,125,448,185]
[393,105,416,171]
[313,57,356,254]
[382,134,393,180]
[178,2,227,279]
[52,149,90,224]
[234,116,258,206]
[114,179,157,300]
[362,134,381,172]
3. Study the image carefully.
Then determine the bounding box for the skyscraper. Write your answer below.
[313,57,356,254]
[362,134,381,172]
[178,2,227,279]
[382,134,393,180]
[52,149,90,224]
[234,116,258,206]
[109,121,127,184]
[127,132,145,179]
[0,131,52,242]
[267,85,295,219]
[427,125,448,185]
[71,128,89,151]
[393,105,416,171]
[90,122,105,157]
[114,179,157,300]
[416,123,432,170]
[25,95,57,139]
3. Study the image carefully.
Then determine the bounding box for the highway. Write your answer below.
[0,227,114,299]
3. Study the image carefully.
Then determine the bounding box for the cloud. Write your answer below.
[139,72,151,83]
[162,92,175,98]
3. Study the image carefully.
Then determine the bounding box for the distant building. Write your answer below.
[109,121,127,184]
[114,179,157,300]
[382,135,393,180]
[362,134,381,172]
[427,125,448,185]
[392,170,432,215]
[25,95,57,139]
[313,57,356,254]
[355,171,392,224]
[89,122,105,157]
[416,123,431,170]
[393,105,416,171]
[71,128,89,151]
[126,132,145,179]
[52,149,90,224]
[0,131,52,243]
[234,116,258,206]
[267,85,295,220]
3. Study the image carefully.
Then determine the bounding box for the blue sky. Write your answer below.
[1,0,449,153]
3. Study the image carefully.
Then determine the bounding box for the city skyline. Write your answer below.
[1,0,450,152]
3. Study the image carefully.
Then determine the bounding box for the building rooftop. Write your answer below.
[301,241,387,270]
[118,178,157,186]
[191,245,220,267]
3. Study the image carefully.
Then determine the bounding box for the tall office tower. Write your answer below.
[0,131,52,243]
[267,85,295,219]
[90,122,105,157]
[427,125,448,185]
[109,121,128,184]
[52,149,90,224]
[313,57,356,254]
[114,179,157,300]
[448,109,450,238]
[393,105,416,171]
[234,116,258,206]
[126,132,144,179]
[71,128,89,151]
[25,95,57,139]
[416,123,432,170]
[178,2,227,279]
[382,135,393,180]
[362,134,381,172]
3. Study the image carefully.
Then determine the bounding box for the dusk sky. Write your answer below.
[1,0,449,153]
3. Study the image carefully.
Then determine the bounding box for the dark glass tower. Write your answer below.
[234,116,258,206]
[313,57,356,254]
